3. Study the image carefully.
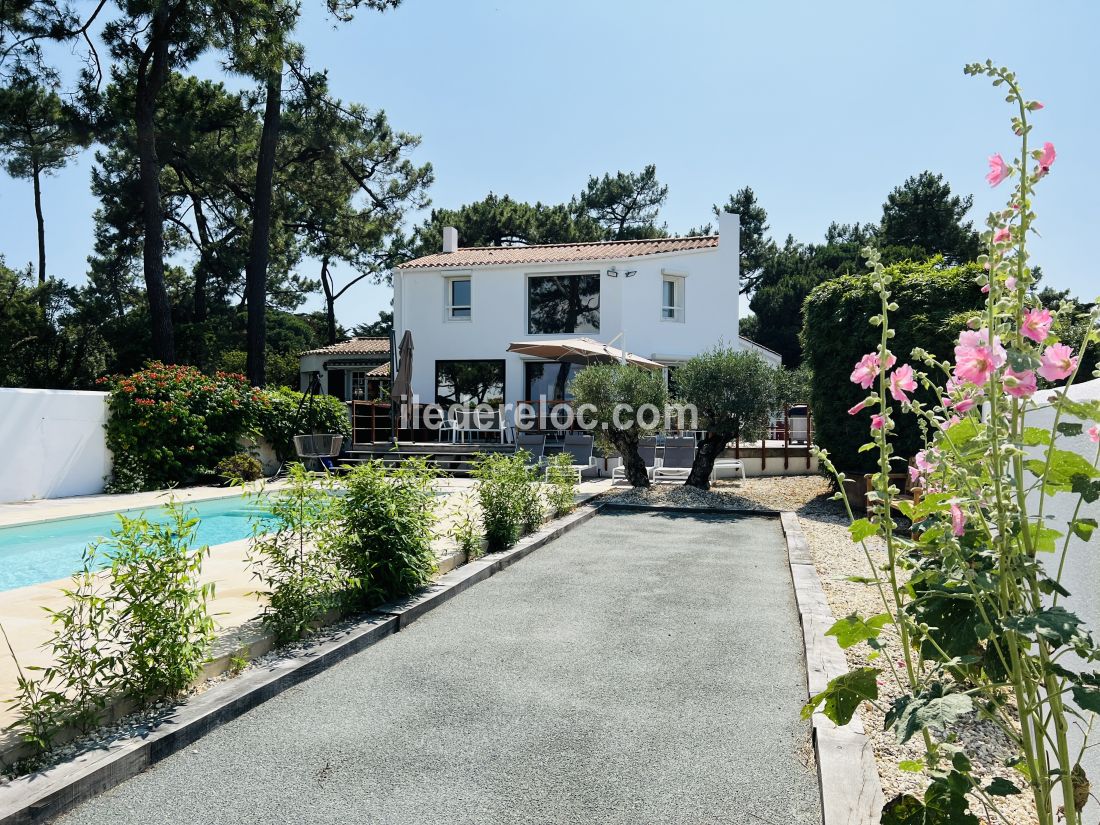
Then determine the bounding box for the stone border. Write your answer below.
[780,511,884,825]
[0,502,601,825]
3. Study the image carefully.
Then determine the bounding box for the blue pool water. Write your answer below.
[0,496,272,592]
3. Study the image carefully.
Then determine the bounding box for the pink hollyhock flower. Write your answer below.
[954,396,978,413]
[1021,307,1053,343]
[849,352,896,390]
[889,363,918,402]
[1037,343,1077,382]
[942,415,962,430]
[848,400,869,416]
[1038,141,1056,174]
[1089,425,1100,444]
[951,503,967,537]
[1032,101,1045,110]
[993,227,1011,244]
[909,465,921,484]
[1005,277,1017,290]
[871,414,886,431]
[987,153,1010,187]
[981,283,991,294]
[954,328,1007,386]
[915,450,935,474]
[1004,367,1037,399]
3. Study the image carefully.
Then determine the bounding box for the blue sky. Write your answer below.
[1,0,1097,328]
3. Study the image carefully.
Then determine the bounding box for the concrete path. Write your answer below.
[54,510,819,825]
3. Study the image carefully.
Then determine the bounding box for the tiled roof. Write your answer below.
[365,362,390,378]
[300,337,390,357]
[396,236,719,269]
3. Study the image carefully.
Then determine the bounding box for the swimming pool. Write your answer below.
[0,496,271,592]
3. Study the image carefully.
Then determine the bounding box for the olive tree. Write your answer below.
[677,346,777,489]
[571,363,667,487]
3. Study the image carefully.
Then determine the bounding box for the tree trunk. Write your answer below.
[610,432,649,487]
[685,430,731,490]
[244,67,283,388]
[32,163,45,284]
[321,257,337,344]
[134,7,177,363]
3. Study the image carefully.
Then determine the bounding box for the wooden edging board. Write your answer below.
[779,510,885,825]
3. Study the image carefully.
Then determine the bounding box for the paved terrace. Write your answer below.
[54,509,819,825]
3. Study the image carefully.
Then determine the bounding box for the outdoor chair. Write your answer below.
[293,434,343,474]
[710,457,747,483]
[653,436,696,482]
[612,437,659,483]
[547,432,599,481]
[514,432,546,465]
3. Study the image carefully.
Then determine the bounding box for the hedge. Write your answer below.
[801,258,985,473]
[250,386,351,461]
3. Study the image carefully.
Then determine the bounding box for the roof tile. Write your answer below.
[300,337,391,357]
[396,236,719,269]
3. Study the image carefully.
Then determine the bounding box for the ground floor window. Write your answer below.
[524,361,583,401]
[435,360,506,406]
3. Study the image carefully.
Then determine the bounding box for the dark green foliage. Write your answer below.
[335,459,437,606]
[880,172,981,265]
[246,465,348,643]
[576,163,668,240]
[249,386,351,462]
[802,259,985,472]
[215,452,263,482]
[470,451,543,550]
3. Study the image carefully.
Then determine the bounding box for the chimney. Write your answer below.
[442,226,459,254]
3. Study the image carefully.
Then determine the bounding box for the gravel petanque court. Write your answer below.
[54,509,819,825]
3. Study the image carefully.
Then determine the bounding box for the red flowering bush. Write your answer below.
[101,363,263,491]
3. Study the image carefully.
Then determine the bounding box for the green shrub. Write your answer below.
[570,363,668,487]
[250,386,351,462]
[215,452,263,483]
[801,258,984,472]
[101,363,262,491]
[104,502,216,702]
[335,459,437,606]
[545,452,577,517]
[246,465,349,643]
[448,491,483,559]
[471,451,542,550]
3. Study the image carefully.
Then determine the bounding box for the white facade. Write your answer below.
[394,213,748,410]
[0,388,112,503]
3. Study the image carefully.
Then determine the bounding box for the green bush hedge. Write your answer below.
[801,258,985,473]
[101,363,262,491]
[248,386,351,462]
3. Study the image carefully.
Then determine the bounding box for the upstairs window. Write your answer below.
[662,275,685,322]
[447,277,471,320]
[527,273,600,334]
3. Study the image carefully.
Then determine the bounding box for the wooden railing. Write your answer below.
[350,401,393,445]
[730,404,813,471]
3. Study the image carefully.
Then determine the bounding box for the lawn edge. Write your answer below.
[0,500,603,825]
[780,510,885,825]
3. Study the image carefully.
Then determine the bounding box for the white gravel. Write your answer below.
[612,475,1038,825]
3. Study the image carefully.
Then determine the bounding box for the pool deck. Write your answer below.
[0,478,612,738]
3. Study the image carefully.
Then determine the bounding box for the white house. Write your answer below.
[391,212,774,414]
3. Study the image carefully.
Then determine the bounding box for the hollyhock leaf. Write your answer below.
[898,760,925,773]
[849,518,879,542]
[802,667,879,725]
[1002,606,1085,647]
[827,613,892,648]
[1057,422,1085,437]
[1026,524,1062,552]
[886,683,975,744]
[1071,685,1100,714]
[1071,518,1098,542]
[1070,475,1100,504]
[1021,427,1052,446]
[1027,448,1100,490]
[881,794,925,825]
[984,778,1021,796]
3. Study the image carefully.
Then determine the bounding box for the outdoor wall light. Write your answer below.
[606,266,618,277]
[624,269,637,278]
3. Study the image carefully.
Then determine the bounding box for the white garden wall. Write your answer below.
[0,388,111,503]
